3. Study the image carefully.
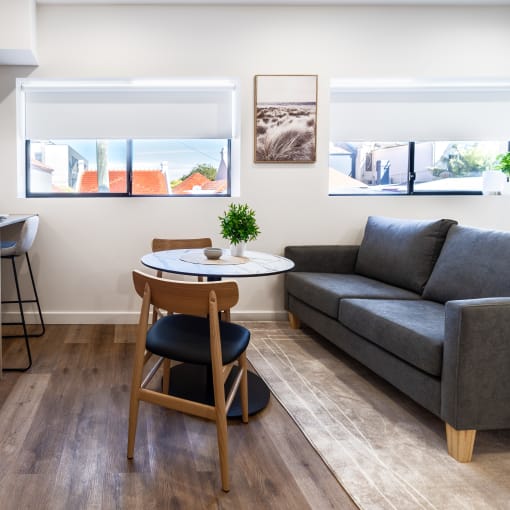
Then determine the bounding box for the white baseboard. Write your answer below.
[232,311,287,322]
[1,310,288,324]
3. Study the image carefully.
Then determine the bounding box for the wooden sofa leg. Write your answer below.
[445,423,476,462]
[288,312,301,329]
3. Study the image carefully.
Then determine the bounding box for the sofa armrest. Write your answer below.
[284,245,359,274]
[441,297,510,430]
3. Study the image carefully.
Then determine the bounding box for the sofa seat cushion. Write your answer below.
[355,216,457,294]
[423,225,510,303]
[286,272,421,319]
[339,299,445,376]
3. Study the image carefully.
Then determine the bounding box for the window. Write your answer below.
[329,79,510,195]
[329,141,409,194]
[329,140,509,195]
[18,79,239,197]
[412,141,507,193]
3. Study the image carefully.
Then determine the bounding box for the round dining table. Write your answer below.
[141,248,295,282]
[140,248,295,417]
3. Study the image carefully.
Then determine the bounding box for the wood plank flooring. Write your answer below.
[0,324,357,510]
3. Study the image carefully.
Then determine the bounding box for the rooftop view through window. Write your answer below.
[28,139,230,196]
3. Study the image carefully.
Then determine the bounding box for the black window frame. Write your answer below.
[25,139,232,198]
[328,141,510,197]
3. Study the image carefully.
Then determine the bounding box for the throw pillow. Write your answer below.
[423,225,510,303]
[355,215,457,294]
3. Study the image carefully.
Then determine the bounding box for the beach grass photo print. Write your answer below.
[254,75,317,163]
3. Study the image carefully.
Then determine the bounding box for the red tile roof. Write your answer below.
[171,173,211,194]
[201,179,228,193]
[132,171,169,195]
[78,170,224,194]
[79,170,168,194]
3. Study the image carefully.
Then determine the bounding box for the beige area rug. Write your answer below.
[246,321,510,510]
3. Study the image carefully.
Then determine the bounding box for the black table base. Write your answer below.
[166,363,270,418]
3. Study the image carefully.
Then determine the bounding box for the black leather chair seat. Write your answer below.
[147,314,250,365]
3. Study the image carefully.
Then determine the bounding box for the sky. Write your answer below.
[256,75,317,104]
[60,139,227,181]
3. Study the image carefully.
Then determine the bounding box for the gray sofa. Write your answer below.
[284,216,510,462]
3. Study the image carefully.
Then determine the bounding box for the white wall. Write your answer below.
[1,4,510,323]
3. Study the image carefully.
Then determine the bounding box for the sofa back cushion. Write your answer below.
[423,225,510,303]
[355,216,457,294]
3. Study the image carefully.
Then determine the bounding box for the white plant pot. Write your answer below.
[482,170,506,195]
[230,242,246,257]
[503,178,510,195]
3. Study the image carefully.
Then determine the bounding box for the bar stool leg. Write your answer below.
[2,256,33,372]
[25,253,45,336]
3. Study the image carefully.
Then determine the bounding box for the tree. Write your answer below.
[180,163,217,182]
[431,144,494,178]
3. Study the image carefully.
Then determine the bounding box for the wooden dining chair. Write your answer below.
[128,270,250,492]
[151,237,212,279]
[150,237,213,325]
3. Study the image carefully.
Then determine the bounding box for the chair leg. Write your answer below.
[127,395,140,460]
[152,306,159,326]
[127,359,144,458]
[215,405,229,492]
[127,344,147,459]
[239,352,249,424]
[2,257,32,372]
[162,358,171,394]
[211,354,229,491]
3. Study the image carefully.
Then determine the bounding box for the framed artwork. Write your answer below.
[254,74,318,163]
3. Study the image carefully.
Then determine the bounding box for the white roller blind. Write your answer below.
[330,79,510,141]
[21,79,236,140]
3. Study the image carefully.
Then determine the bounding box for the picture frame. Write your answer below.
[254,74,318,163]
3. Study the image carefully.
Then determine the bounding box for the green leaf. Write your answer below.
[218,203,261,245]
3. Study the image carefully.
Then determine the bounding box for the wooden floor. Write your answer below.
[0,324,357,510]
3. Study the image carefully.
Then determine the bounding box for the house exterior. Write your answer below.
[78,170,169,194]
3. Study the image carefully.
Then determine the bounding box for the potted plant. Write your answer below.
[219,203,260,257]
[495,152,510,180]
[484,151,510,195]
[482,152,510,195]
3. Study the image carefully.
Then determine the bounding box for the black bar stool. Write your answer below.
[1,216,45,371]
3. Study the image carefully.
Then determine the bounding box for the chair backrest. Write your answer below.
[132,270,239,317]
[14,216,40,256]
[151,237,213,280]
[152,237,212,252]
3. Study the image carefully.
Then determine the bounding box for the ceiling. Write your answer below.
[35,0,510,5]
